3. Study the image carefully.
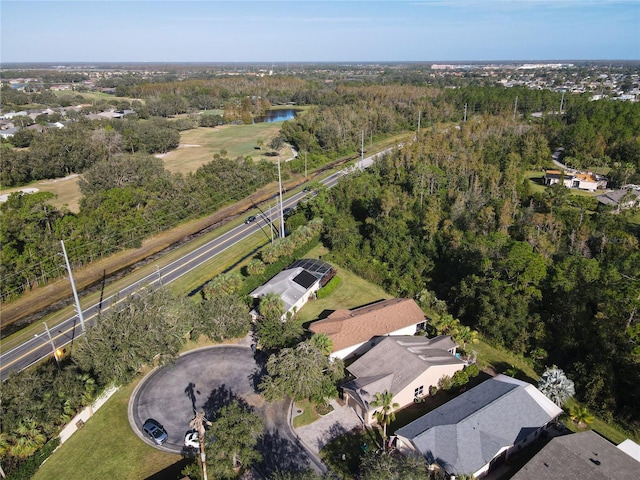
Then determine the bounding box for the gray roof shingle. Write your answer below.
[396,375,562,476]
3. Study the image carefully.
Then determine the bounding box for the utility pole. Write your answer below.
[61,240,86,334]
[361,129,365,165]
[43,322,61,370]
[463,103,467,122]
[304,151,308,179]
[513,96,518,120]
[418,109,421,133]
[277,158,285,238]
[559,90,565,113]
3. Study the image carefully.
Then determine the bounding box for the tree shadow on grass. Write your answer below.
[255,429,310,476]
[320,426,372,478]
[144,457,192,480]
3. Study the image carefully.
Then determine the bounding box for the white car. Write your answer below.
[184,430,200,449]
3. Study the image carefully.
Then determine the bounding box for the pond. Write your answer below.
[255,108,299,123]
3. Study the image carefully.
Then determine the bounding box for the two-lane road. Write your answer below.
[0,148,392,381]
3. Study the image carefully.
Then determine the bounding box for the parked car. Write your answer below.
[184,430,199,449]
[245,215,256,224]
[143,418,168,445]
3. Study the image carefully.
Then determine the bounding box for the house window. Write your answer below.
[414,386,424,398]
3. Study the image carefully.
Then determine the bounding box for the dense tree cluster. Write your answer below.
[303,113,640,433]
[0,152,276,300]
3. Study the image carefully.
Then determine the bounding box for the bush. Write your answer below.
[438,375,453,391]
[316,276,341,299]
[452,369,469,388]
[429,385,438,396]
[465,363,480,378]
[6,438,59,480]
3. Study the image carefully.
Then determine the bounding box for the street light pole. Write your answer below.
[61,240,86,334]
[277,158,285,238]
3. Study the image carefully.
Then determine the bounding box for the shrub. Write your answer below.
[452,369,469,388]
[6,438,59,480]
[429,385,438,396]
[465,363,480,378]
[316,276,341,299]
[438,375,453,391]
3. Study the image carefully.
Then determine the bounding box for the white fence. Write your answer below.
[58,386,118,444]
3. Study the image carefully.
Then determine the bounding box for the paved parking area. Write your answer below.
[129,343,325,475]
[130,345,259,453]
[294,399,363,454]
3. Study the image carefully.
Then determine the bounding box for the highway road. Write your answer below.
[0,149,388,381]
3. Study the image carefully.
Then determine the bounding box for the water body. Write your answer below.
[255,108,298,123]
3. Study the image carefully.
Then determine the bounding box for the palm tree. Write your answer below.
[369,390,399,452]
[310,333,333,356]
[9,419,46,460]
[258,293,285,322]
[569,405,595,428]
[538,365,575,406]
[189,411,212,480]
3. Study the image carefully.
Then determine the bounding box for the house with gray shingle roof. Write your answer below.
[511,430,640,480]
[395,374,562,479]
[342,335,465,424]
[250,258,333,321]
[309,298,427,359]
[597,188,640,212]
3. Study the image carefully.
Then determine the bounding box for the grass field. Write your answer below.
[161,122,291,173]
[32,379,183,480]
[0,116,294,213]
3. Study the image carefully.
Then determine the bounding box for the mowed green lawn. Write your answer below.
[32,379,183,480]
[161,122,291,173]
[0,118,290,212]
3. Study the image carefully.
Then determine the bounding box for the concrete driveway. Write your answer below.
[129,344,322,475]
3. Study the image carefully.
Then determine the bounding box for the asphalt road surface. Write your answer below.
[130,345,323,476]
[0,148,392,381]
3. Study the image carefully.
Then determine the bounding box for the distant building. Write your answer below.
[597,188,640,212]
[544,169,603,191]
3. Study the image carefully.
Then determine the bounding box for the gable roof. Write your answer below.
[309,298,425,352]
[343,335,464,407]
[250,266,319,313]
[597,189,640,206]
[511,431,640,480]
[396,374,562,476]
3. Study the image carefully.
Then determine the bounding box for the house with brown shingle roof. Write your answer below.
[309,298,427,359]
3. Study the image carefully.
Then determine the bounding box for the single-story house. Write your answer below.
[395,374,562,479]
[250,258,334,320]
[511,431,640,480]
[597,188,640,212]
[342,335,465,424]
[0,127,18,139]
[544,170,600,191]
[309,298,427,359]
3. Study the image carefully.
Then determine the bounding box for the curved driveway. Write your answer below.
[130,344,323,475]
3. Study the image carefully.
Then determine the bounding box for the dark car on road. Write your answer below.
[245,215,256,224]
[283,207,294,216]
[143,418,168,445]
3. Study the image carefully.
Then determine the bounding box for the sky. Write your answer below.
[1,0,639,63]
